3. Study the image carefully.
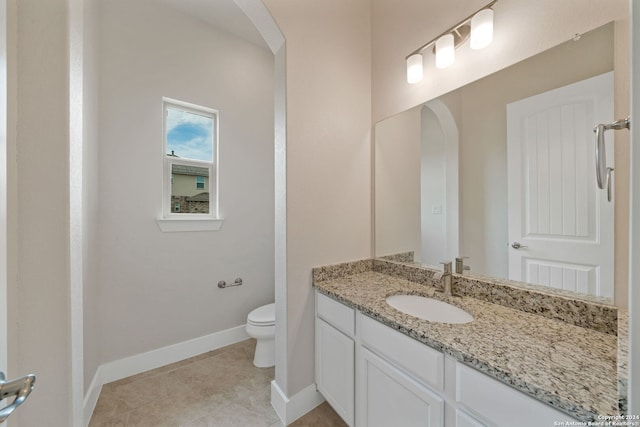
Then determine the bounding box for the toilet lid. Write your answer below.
[248,303,275,325]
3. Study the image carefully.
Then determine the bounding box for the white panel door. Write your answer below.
[507,72,614,298]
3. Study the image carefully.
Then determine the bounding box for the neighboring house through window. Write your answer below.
[162,98,218,218]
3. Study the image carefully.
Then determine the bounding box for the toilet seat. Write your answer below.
[247,303,275,326]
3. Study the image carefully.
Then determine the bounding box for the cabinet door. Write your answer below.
[357,347,444,427]
[316,318,355,426]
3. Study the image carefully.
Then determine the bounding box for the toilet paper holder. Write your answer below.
[218,278,243,288]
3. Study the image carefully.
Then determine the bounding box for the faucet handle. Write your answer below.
[455,257,470,274]
[439,261,452,273]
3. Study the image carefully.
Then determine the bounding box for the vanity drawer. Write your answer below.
[456,363,575,427]
[358,312,444,391]
[317,292,355,337]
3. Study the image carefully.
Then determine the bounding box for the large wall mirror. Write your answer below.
[375,22,628,305]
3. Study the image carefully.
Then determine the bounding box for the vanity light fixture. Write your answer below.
[406,0,497,83]
[406,53,424,84]
[435,34,455,69]
[470,8,494,50]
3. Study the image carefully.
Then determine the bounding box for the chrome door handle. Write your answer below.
[0,372,36,422]
[511,242,527,249]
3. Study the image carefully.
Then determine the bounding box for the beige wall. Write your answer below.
[83,0,101,397]
[5,0,17,407]
[15,0,74,424]
[628,0,640,413]
[263,0,372,397]
[613,16,631,307]
[375,106,421,259]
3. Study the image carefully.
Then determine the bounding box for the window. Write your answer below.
[159,98,222,231]
[196,175,206,190]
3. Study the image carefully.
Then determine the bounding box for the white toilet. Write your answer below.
[246,303,275,368]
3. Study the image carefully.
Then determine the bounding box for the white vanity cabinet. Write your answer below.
[315,293,356,426]
[314,290,580,427]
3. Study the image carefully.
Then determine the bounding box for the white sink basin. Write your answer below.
[386,295,474,324]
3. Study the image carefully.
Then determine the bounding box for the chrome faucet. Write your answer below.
[433,261,453,297]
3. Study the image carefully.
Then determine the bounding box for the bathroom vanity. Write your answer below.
[313,258,625,427]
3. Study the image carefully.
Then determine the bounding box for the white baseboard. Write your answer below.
[83,366,104,426]
[271,380,325,425]
[83,325,249,426]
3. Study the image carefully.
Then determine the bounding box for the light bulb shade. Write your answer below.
[435,34,455,69]
[470,8,494,50]
[406,53,424,84]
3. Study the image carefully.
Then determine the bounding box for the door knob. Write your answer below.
[0,372,36,422]
[511,242,528,249]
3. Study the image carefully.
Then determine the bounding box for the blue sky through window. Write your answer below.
[166,107,214,162]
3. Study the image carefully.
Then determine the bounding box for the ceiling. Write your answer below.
[159,0,268,49]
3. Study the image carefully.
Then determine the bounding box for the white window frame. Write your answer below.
[157,98,223,232]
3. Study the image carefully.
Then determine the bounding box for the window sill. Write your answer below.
[156,217,224,232]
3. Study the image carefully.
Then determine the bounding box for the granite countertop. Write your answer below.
[314,270,620,422]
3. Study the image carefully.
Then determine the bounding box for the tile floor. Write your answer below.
[89,339,346,427]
